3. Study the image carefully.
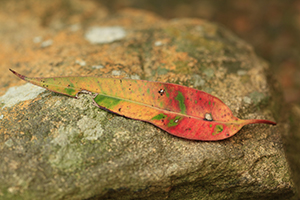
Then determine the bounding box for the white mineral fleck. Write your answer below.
[75,59,86,66]
[243,96,252,104]
[112,70,122,76]
[154,41,163,46]
[41,39,53,48]
[130,74,140,80]
[237,70,247,76]
[85,26,126,44]
[33,36,42,43]
[92,65,104,69]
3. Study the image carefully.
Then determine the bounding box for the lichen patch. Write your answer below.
[0,83,46,108]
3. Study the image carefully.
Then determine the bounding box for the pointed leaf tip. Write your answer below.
[10,69,26,80]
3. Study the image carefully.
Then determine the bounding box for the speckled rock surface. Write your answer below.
[0,0,294,199]
[284,104,300,199]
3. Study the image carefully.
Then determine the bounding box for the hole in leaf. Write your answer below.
[204,113,213,121]
[158,89,165,96]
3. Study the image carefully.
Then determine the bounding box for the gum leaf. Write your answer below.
[10,69,276,141]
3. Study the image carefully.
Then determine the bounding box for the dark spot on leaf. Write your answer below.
[118,108,121,112]
[158,89,165,96]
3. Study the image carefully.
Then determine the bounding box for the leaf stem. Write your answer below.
[244,119,277,125]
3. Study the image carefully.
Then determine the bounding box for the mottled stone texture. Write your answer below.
[284,104,300,199]
[0,0,294,199]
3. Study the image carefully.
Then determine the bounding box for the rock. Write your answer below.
[284,104,300,199]
[0,0,294,199]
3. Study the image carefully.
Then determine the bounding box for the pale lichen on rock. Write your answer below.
[77,116,104,140]
[0,83,46,108]
[85,26,126,44]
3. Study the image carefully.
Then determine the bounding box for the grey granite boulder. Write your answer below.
[0,2,294,200]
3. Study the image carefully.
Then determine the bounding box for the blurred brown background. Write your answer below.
[97,0,300,104]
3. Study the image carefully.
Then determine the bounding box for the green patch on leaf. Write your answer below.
[168,116,182,127]
[212,125,223,135]
[64,83,76,96]
[152,113,167,120]
[175,91,186,114]
[165,90,170,97]
[94,95,121,109]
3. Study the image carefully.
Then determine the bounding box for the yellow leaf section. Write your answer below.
[93,94,162,122]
